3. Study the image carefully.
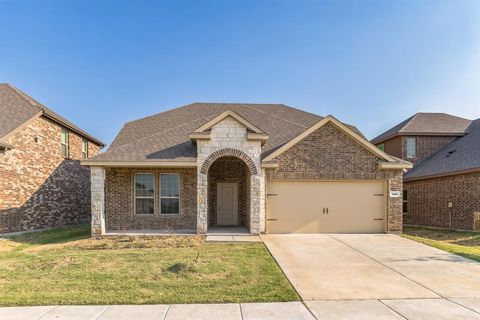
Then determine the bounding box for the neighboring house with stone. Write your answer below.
[82,103,411,236]
[372,113,479,231]
[0,84,105,233]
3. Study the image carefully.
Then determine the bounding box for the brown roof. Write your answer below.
[0,84,105,147]
[90,103,364,163]
[404,118,480,180]
[371,113,472,144]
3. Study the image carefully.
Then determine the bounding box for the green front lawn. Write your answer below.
[402,226,480,262]
[0,225,299,306]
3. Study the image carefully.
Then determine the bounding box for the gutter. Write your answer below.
[372,132,467,145]
[81,160,198,168]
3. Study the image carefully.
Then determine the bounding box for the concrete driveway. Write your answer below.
[262,234,480,300]
[262,234,480,318]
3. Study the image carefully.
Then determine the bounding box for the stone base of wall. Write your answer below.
[404,172,480,230]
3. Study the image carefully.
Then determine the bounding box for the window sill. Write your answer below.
[132,213,181,218]
[158,213,181,218]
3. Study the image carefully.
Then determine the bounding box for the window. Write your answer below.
[82,139,88,159]
[134,174,155,215]
[406,137,416,158]
[378,144,385,151]
[160,174,180,214]
[60,128,69,157]
[403,190,408,214]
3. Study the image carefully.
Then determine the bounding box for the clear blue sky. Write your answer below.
[1,0,479,145]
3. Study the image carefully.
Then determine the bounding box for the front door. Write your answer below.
[217,183,239,226]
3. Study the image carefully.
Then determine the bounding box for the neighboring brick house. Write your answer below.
[371,113,471,165]
[82,104,411,236]
[0,84,105,233]
[372,113,480,231]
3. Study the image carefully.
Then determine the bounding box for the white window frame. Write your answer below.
[406,137,416,158]
[82,139,88,159]
[60,128,69,158]
[159,173,180,215]
[134,173,155,215]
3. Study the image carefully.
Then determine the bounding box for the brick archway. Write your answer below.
[200,148,258,175]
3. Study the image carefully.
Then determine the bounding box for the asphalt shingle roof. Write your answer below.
[0,84,105,146]
[91,103,364,163]
[404,118,480,180]
[372,113,472,144]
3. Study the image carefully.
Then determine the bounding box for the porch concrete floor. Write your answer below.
[207,226,250,235]
[206,226,261,242]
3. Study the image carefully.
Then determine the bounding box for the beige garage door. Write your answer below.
[267,181,386,233]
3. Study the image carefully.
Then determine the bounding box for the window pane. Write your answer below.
[61,129,68,144]
[403,190,408,201]
[61,144,67,157]
[403,201,408,214]
[136,198,154,214]
[406,138,416,158]
[135,174,154,197]
[161,198,179,214]
[378,144,385,151]
[160,174,179,197]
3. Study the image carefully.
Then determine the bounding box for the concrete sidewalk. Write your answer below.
[2,298,480,320]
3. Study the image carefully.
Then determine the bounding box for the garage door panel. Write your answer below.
[267,181,386,234]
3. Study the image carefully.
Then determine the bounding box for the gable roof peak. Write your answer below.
[0,84,105,146]
[371,112,472,144]
[193,109,266,134]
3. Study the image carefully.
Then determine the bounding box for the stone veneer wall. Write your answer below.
[99,167,198,232]
[268,122,404,233]
[207,157,250,229]
[0,116,101,233]
[196,117,262,234]
[404,172,480,230]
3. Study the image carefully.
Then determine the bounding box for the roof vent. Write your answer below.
[446,150,456,157]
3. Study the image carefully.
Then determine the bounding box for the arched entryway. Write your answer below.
[207,156,252,231]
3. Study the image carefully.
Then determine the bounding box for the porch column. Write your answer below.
[197,171,208,234]
[249,171,262,234]
[259,168,266,233]
[90,166,106,236]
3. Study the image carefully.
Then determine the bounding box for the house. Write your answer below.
[82,103,411,235]
[371,113,472,166]
[0,84,105,233]
[372,113,480,231]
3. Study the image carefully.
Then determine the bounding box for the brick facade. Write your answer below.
[404,172,480,230]
[268,122,404,232]
[92,120,405,235]
[0,116,101,233]
[381,135,456,166]
[404,136,456,165]
[104,167,197,232]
